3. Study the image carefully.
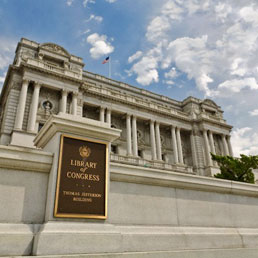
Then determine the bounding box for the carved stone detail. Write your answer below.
[40,43,70,57]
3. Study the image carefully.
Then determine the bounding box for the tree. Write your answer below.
[211,153,258,184]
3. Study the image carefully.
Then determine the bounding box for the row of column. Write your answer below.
[125,115,185,163]
[203,129,233,166]
[99,107,111,124]
[14,79,78,133]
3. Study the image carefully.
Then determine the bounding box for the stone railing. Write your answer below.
[110,153,194,174]
[26,58,82,80]
[198,112,226,123]
[83,71,181,107]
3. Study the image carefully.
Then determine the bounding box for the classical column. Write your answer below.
[171,126,178,163]
[150,120,157,160]
[132,115,138,157]
[126,114,132,156]
[227,135,234,156]
[222,134,229,156]
[60,89,68,113]
[71,92,78,115]
[27,82,41,132]
[106,109,111,124]
[208,131,216,154]
[155,122,162,161]
[99,107,105,122]
[14,79,29,130]
[176,127,184,164]
[190,130,198,167]
[203,129,212,166]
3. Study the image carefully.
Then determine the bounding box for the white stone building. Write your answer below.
[2,38,258,258]
[0,38,232,177]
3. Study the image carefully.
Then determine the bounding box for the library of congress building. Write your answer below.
[0,38,233,177]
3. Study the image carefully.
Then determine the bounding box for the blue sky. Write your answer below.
[1,0,258,156]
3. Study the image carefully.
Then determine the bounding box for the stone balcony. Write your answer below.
[26,58,82,80]
[110,153,194,174]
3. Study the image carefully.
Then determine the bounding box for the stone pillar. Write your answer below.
[126,114,132,156]
[106,109,111,124]
[208,131,216,154]
[150,120,157,160]
[99,107,105,122]
[203,129,212,166]
[176,127,184,164]
[14,79,29,130]
[190,130,198,167]
[227,135,234,156]
[155,122,162,161]
[222,134,229,156]
[27,82,41,132]
[71,92,78,115]
[60,89,68,113]
[132,115,138,157]
[171,126,178,163]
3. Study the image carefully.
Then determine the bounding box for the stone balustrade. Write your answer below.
[110,153,194,174]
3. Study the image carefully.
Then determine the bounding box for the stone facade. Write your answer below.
[0,38,233,177]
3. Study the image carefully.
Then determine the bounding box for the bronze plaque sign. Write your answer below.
[54,134,108,219]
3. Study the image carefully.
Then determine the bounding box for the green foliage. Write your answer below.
[211,153,258,184]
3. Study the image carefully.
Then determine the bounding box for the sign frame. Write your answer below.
[54,134,108,219]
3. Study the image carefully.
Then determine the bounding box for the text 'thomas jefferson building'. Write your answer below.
[0,38,233,177]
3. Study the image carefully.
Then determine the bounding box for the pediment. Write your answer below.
[202,99,218,108]
[40,43,70,57]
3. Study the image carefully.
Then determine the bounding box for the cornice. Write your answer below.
[0,145,53,173]
[110,162,258,197]
[81,82,193,123]
[83,71,182,108]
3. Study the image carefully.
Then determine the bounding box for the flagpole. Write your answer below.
[109,56,111,78]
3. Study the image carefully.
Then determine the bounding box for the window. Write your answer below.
[138,149,143,158]
[111,145,117,154]
[38,123,44,132]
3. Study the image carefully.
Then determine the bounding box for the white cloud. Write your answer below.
[164,67,178,79]
[218,77,258,93]
[83,0,95,8]
[249,109,258,116]
[231,127,258,157]
[146,16,170,42]
[129,0,258,100]
[0,72,6,83]
[85,14,103,23]
[86,33,114,59]
[130,55,159,85]
[0,38,16,70]
[105,0,117,3]
[128,51,142,63]
[66,0,74,6]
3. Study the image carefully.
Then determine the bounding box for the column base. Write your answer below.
[205,166,220,177]
[10,130,36,148]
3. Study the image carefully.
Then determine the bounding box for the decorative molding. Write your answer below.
[40,43,70,57]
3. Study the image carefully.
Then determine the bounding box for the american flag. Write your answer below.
[102,56,109,64]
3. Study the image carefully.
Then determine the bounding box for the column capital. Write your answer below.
[34,81,41,88]
[62,89,68,95]
[126,113,132,118]
[22,78,30,84]
[171,125,176,129]
[72,91,79,97]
